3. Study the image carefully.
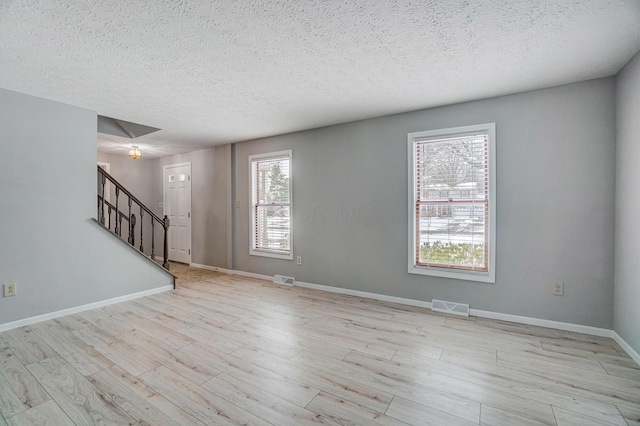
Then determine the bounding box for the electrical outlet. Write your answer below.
[3,283,16,297]
[553,282,564,296]
[296,256,302,265]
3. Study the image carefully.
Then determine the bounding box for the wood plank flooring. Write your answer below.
[0,270,638,425]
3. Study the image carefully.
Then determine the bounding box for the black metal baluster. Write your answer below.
[96,169,100,220]
[115,187,120,235]
[163,215,170,270]
[130,214,136,247]
[108,205,112,230]
[100,174,106,225]
[128,197,133,244]
[139,207,144,253]
[151,220,155,261]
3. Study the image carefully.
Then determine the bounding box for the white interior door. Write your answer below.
[164,163,192,264]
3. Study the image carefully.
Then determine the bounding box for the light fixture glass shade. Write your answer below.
[128,146,141,159]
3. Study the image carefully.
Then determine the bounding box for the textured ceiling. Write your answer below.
[1,0,640,158]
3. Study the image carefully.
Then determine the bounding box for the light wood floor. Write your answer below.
[169,261,222,286]
[0,271,638,425]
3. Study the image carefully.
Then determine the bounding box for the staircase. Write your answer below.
[96,166,173,282]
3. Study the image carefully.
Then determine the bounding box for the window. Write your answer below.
[249,150,293,259]
[408,123,496,283]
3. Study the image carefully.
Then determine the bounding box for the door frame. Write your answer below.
[163,162,192,264]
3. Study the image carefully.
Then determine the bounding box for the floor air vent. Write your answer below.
[273,275,295,286]
[431,299,470,317]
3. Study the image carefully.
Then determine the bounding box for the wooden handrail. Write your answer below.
[97,165,171,273]
[97,166,164,224]
[97,195,129,222]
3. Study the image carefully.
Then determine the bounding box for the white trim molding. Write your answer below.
[189,263,272,281]
[189,263,640,364]
[248,150,293,261]
[189,262,234,275]
[613,332,640,365]
[407,123,496,283]
[295,280,433,309]
[238,270,276,281]
[295,279,610,336]
[0,285,173,333]
[468,308,613,338]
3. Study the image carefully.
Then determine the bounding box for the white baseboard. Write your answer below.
[6,257,637,365]
[468,308,614,338]
[297,280,640,359]
[295,281,615,338]
[230,270,273,281]
[186,263,640,364]
[189,263,272,282]
[613,332,640,365]
[295,280,433,309]
[0,285,173,333]
[190,262,234,275]
[294,281,614,338]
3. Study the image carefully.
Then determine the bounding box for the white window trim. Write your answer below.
[407,123,496,283]
[249,150,293,260]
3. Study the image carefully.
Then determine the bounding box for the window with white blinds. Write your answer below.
[408,124,496,283]
[249,150,293,259]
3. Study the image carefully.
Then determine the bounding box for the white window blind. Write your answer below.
[408,124,496,282]
[250,151,292,259]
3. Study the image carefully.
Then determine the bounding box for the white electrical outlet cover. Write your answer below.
[553,282,564,296]
[4,283,16,297]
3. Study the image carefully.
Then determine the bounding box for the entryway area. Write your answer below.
[169,262,221,286]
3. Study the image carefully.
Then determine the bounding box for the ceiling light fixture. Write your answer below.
[128,146,141,160]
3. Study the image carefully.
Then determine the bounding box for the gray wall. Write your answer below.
[152,145,232,269]
[233,78,616,328]
[614,51,640,354]
[97,152,155,207]
[0,89,173,326]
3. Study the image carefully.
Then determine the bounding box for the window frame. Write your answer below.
[249,150,293,260]
[407,123,496,283]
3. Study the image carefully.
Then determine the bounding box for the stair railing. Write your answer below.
[97,165,170,270]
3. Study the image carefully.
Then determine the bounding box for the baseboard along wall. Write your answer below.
[4,262,634,364]
[0,285,173,333]
[189,263,640,365]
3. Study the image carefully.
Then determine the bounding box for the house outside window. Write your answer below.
[249,150,293,260]
[408,123,496,283]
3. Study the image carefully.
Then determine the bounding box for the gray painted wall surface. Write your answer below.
[152,145,232,269]
[0,89,172,325]
[614,51,640,354]
[234,78,616,328]
[97,152,155,207]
